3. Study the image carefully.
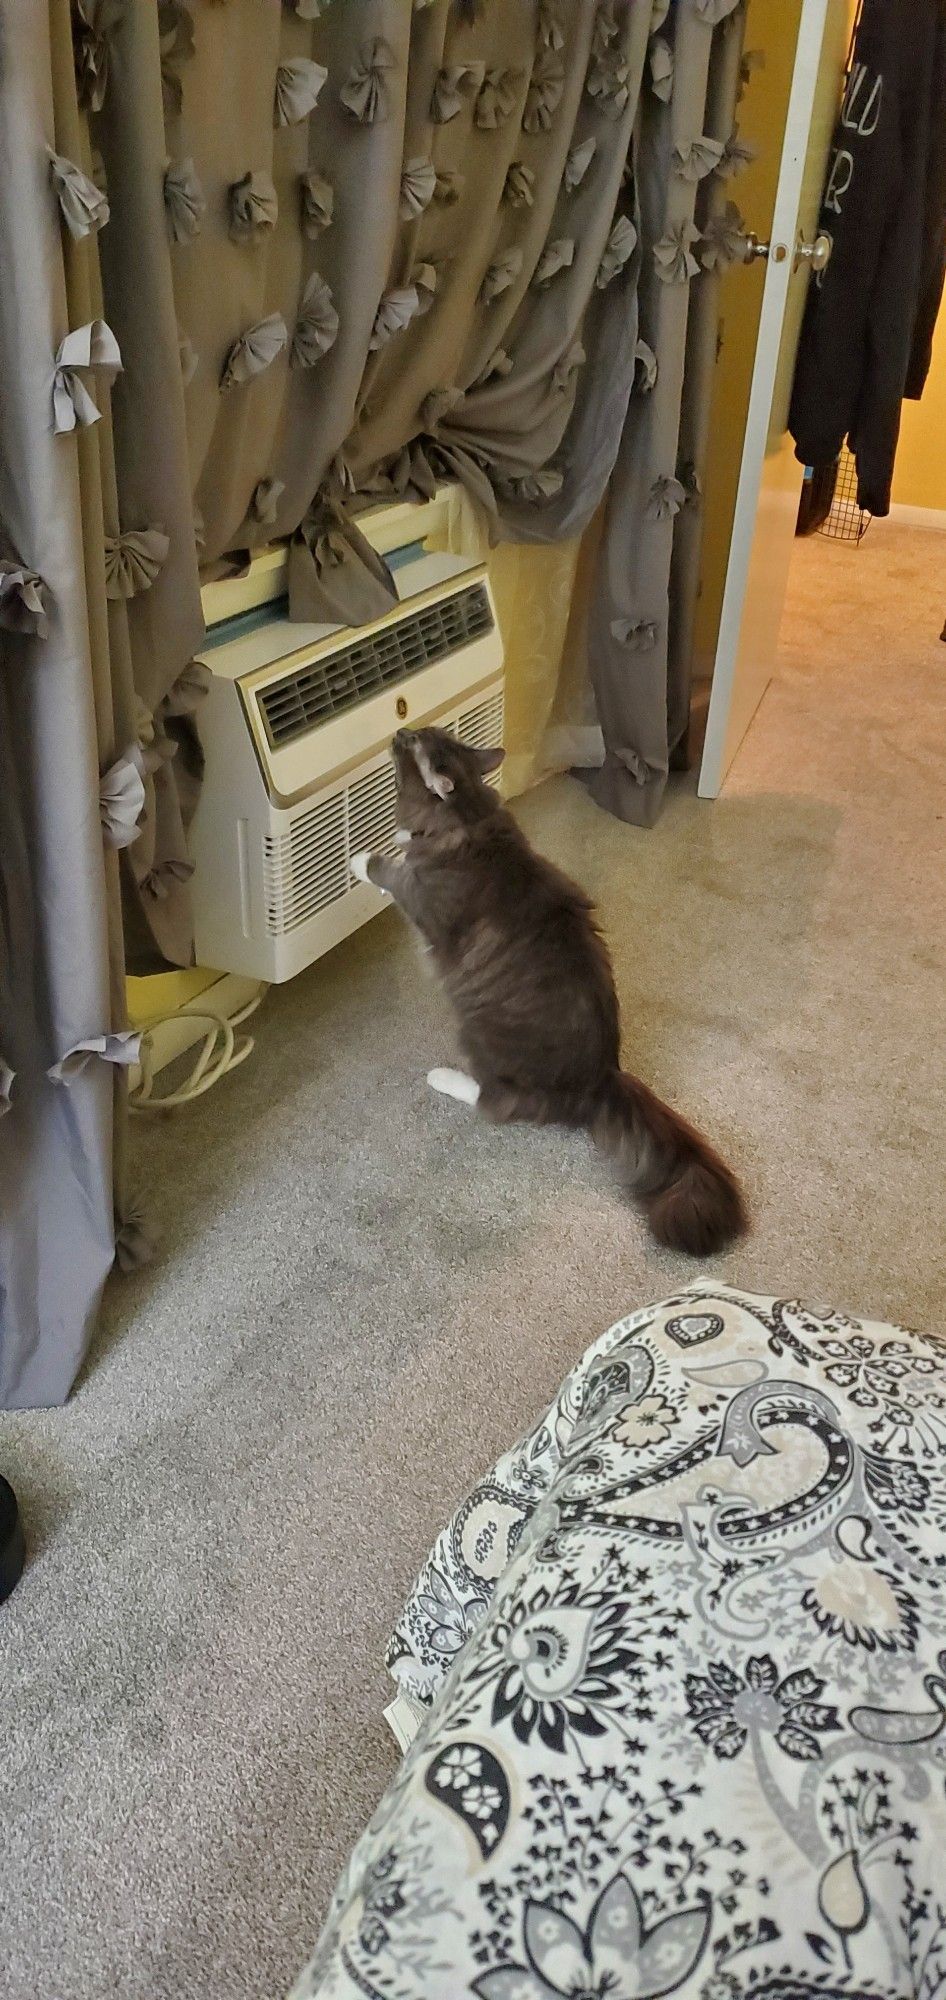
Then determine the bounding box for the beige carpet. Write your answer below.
[1,526,944,1999]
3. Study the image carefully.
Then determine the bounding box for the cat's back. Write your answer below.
[486,814,598,931]
[448,814,591,936]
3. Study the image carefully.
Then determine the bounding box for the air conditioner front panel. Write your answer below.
[255,577,494,750]
[208,567,502,806]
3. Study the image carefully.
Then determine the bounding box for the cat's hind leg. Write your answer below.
[477,1080,573,1126]
[427,1067,481,1106]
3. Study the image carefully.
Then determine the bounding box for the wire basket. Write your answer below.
[818,445,872,543]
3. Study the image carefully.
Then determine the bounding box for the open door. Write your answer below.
[698,0,851,797]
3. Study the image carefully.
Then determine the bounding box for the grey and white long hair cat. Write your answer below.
[352,727,747,1256]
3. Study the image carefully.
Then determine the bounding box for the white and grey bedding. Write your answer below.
[292,1284,946,2000]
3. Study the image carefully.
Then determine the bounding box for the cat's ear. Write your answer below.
[474,745,505,776]
[414,740,454,799]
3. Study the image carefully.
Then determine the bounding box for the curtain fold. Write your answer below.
[666,10,747,765]
[581,0,746,825]
[92,1,206,971]
[0,0,119,1404]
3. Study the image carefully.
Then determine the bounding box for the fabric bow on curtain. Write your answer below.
[0,0,750,1403]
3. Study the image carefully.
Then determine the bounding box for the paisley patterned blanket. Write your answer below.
[291,1284,946,2000]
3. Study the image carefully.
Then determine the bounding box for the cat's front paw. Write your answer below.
[350,850,374,885]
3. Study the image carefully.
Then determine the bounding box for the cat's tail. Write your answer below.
[592,1071,747,1256]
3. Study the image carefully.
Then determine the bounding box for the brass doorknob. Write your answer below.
[796,232,832,272]
[742,234,788,264]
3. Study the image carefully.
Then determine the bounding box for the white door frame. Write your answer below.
[699,0,835,797]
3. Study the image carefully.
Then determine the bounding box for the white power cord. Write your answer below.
[128,987,265,1112]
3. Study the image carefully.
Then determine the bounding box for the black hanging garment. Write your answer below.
[789,0,946,517]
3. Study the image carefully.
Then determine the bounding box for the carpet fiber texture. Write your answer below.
[1,528,944,1998]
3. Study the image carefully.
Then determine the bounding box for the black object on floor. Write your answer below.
[0,1476,25,1603]
[795,460,839,537]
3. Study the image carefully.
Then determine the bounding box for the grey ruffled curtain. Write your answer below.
[145,0,749,828]
[580,0,750,821]
[0,0,192,1404]
[0,0,747,1403]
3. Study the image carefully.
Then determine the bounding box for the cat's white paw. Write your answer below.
[350,850,373,884]
[427,1067,481,1106]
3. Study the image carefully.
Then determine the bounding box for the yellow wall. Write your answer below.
[893,311,946,512]
[127,967,219,1026]
[482,537,584,796]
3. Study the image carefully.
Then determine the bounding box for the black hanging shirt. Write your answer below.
[789,0,946,516]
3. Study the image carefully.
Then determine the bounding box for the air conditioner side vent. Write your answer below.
[262,684,504,936]
[257,581,493,750]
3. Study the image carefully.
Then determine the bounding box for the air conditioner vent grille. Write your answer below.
[262,685,504,936]
[256,581,493,749]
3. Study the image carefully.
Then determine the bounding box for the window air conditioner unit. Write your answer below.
[189,545,505,983]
